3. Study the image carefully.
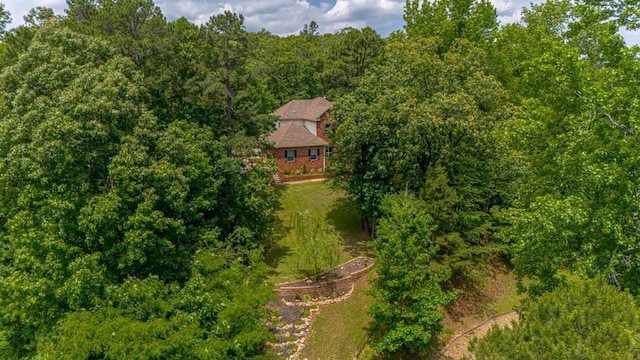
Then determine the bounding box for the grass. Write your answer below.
[265,180,375,359]
[300,277,375,360]
[265,181,522,360]
[265,180,370,284]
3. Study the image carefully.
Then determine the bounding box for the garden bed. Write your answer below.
[267,256,374,359]
[275,256,373,300]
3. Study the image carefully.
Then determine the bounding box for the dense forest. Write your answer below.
[0,0,639,359]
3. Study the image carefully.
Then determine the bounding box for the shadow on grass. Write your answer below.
[264,186,292,271]
[444,259,512,322]
[326,197,372,258]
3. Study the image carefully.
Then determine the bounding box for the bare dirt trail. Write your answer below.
[437,311,518,359]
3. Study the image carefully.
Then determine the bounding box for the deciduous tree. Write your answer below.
[330,36,513,239]
[369,192,457,357]
[494,0,640,295]
[292,209,341,279]
[470,278,640,360]
[0,24,278,358]
[404,0,498,53]
[0,2,10,39]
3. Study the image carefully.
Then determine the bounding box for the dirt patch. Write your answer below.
[445,262,515,322]
[437,311,518,359]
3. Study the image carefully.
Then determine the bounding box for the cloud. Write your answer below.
[155,0,323,34]
[154,0,404,36]
[620,28,640,48]
[1,0,637,46]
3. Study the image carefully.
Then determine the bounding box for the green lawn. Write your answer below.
[265,180,370,284]
[265,181,522,360]
[300,277,375,360]
[265,180,375,359]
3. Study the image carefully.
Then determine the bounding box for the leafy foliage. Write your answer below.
[0,23,278,359]
[404,0,498,52]
[369,193,458,357]
[470,278,640,360]
[292,209,341,279]
[492,0,640,295]
[330,35,514,240]
[41,250,275,359]
[0,2,10,39]
[1,0,639,357]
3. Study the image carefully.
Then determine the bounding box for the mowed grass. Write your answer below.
[300,277,375,360]
[265,181,521,360]
[265,180,370,284]
[265,180,375,359]
[300,262,521,360]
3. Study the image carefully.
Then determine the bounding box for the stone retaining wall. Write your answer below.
[275,257,374,299]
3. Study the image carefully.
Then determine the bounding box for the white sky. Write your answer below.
[2,0,639,45]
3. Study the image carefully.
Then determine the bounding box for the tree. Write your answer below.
[292,209,341,279]
[317,27,384,98]
[404,0,498,52]
[254,32,324,103]
[203,11,249,139]
[492,0,640,296]
[0,2,10,40]
[470,278,640,360]
[64,0,167,67]
[369,192,458,357]
[0,24,146,357]
[300,20,319,40]
[65,0,99,23]
[188,11,275,142]
[330,35,513,237]
[39,250,275,359]
[0,24,278,358]
[23,6,58,27]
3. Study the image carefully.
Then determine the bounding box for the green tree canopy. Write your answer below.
[492,0,640,295]
[330,35,514,239]
[369,192,457,357]
[0,23,277,359]
[470,278,640,360]
[0,2,10,39]
[404,0,498,52]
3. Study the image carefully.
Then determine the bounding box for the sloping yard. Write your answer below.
[265,181,521,359]
[265,181,370,284]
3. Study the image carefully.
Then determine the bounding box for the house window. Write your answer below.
[325,147,334,157]
[323,123,331,134]
[308,148,319,161]
[285,150,297,162]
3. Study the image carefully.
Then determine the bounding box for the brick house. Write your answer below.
[267,97,333,182]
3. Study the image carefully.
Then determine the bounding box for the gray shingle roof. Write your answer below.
[273,97,333,121]
[268,122,328,148]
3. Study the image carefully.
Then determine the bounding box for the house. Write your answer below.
[267,97,333,183]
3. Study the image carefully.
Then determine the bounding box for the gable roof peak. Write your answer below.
[268,122,328,148]
[274,97,333,122]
